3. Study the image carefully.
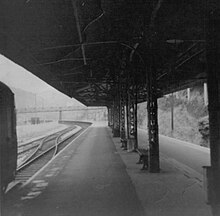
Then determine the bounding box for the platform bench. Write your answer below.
[136,148,149,170]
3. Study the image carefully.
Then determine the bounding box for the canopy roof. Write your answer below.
[1,0,206,106]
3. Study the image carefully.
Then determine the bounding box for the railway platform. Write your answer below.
[3,123,212,216]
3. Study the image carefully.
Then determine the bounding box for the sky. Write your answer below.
[0,54,56,93]
[0,54,84,107]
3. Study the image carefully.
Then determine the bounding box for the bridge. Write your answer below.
[16,106,107,114]
[1,1,220,215]
[16,106,107,123]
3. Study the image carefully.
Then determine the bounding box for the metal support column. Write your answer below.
[127,82,138,152]
[205,4,220,215]
[134,84,138,150]
[120,83,126,147]
[59,110,62,122]
[112,104,115,134]
[125,95,129,150]
[113,96,120,137]
[147,44,160,173]
[111,105,114,130]
[107,107,110,127]
[107,107,113,128]
[170,93,174,136]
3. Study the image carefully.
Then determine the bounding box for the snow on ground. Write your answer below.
[17,121,68,145]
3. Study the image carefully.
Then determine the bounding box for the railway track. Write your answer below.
[15,125,82,184]
[17,126,75,166]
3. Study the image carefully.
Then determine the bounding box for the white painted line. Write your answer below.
[21,125,91,188]
[59,125,81,141]
[6,181,21,193]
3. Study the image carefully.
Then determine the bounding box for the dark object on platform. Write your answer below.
[0,82,18,197]
[136,148,149,170]
[121,138,127,150]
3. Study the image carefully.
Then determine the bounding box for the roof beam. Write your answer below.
[71,0,87,65]
[36,58,89,66]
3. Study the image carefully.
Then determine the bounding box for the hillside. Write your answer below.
[37,90,84,107]
[137,84,209,147]
[11,87,36,109]
[10,87,84,109]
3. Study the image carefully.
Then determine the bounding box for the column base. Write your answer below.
[127,138,136,152]
[149,163,160,173]
[120,132,126,147]
[113,128,120,137]
[121,139,127,148]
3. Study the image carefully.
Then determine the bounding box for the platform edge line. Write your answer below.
[21,125,91,188]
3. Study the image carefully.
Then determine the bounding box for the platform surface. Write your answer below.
[3,123,212,216]
[3,123,144,216]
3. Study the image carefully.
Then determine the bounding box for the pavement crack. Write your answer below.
[155,187,170,204]
[181,181,196,200]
